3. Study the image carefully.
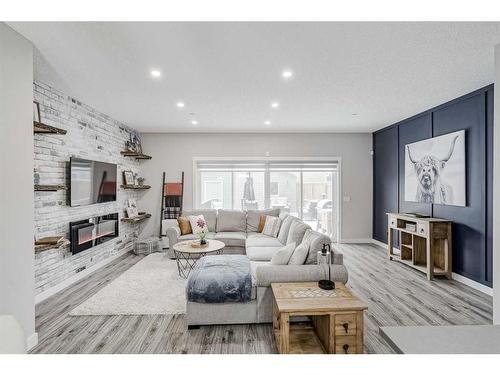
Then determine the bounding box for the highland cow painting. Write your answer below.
[404,130,466,206]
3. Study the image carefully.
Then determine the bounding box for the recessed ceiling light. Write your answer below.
[150,70,161,78]
[271,102,280,109]
[282,70,293,79]
[176,102,185,108]
[264,120,271,125]
[191,120,198,125]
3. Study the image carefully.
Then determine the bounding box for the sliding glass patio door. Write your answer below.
[195,159,338,241]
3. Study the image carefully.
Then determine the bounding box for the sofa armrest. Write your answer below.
[255,264,348,287]
[166,224,181,247]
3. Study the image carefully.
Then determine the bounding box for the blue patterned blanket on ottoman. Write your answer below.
[187,254,252,303]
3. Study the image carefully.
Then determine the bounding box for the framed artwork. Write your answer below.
[404,130,466,206]
[127,198,137,209]
[123,170,135,186]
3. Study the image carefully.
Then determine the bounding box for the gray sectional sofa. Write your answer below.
[165,208,348,326]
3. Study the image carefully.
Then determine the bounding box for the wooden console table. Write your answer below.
[387,213,452,280]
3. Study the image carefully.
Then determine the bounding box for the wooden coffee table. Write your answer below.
[172,239,225,278]
[271,282,368,354]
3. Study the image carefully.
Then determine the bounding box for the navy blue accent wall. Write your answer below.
[373,85,493,287]
[373,126,399,244]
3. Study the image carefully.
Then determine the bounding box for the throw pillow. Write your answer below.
[277,215,296,244]
[257,215,266,233]
[188,215,208,235]
[270,242,296,265]
[288,243,309,265]
[177,216,192,235]
[286,220,310,246]
[262,215,282,238]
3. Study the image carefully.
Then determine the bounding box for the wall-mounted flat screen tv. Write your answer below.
[70,157,117,207]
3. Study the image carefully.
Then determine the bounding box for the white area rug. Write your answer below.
[70,253,186,316]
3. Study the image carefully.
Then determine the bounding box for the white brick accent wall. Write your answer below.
[33,81,145,296]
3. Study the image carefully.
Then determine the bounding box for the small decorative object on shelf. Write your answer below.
[136,177,145,186]
[126,198,139,218]
[318,243,335,290]
[123,170,135,186]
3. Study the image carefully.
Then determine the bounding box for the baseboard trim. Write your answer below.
[35,248,132,304]
[371,239,492,296]
[27,332,38,351]
[340,238,373,244]
[451,273,493,296]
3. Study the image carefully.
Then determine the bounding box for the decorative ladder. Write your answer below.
[160,171,184,244]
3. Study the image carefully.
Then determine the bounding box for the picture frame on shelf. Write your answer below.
[123,170,135,185]
[126,206,139,218]
[127,198,137,209]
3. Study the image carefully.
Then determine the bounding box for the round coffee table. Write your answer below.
[172,239,225,278]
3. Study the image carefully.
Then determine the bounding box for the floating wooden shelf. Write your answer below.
[121,184,151,190]
[121,213,151,223]
[120,150,152,160]
[33,121,67,135]
[35,184,67,191]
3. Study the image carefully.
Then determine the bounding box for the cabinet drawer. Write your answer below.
[335,335,357,354]
[334,314,357,336]
[417,223,427,236]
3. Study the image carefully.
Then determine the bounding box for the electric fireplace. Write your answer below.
[69,213,119,254]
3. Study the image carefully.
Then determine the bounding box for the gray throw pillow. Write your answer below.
[270,242,296,265]
[288,243,309,265]
[286,220,310,246]
[278,215,296,244]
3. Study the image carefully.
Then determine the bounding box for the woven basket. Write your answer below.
[134,237,162,255]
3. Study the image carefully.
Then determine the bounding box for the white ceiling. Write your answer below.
[8,22,500,133]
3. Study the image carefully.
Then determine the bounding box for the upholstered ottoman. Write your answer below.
[186,254,258,327]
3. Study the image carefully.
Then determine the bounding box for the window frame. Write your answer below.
[192,156,342,242]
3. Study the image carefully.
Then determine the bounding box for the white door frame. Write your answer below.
[192,156,343,243]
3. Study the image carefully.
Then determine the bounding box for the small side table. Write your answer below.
[172,239,225,278]
[271,282,368,354]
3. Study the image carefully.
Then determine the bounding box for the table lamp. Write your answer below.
[318,243,335,290]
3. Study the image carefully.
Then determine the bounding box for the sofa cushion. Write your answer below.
[183,209,217,232]
[179,232,216,241]
[302,229,332,265]
[246,246,283,261]
[188,215,208,235]
[177,216,192,235]
[246,208,280,232]
[286,220,311,246]
[261,216,282,237]
[245,233,283,248]
[270,242,296,265]
[288,243,309,265]
[214,232,246,247]
[277,215,297,244]
[216,210,247,232]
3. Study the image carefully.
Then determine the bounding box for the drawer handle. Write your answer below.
[342,323,349,333]
[343,344,349,354]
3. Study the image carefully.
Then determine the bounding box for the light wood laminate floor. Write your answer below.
[31,243,492,354]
